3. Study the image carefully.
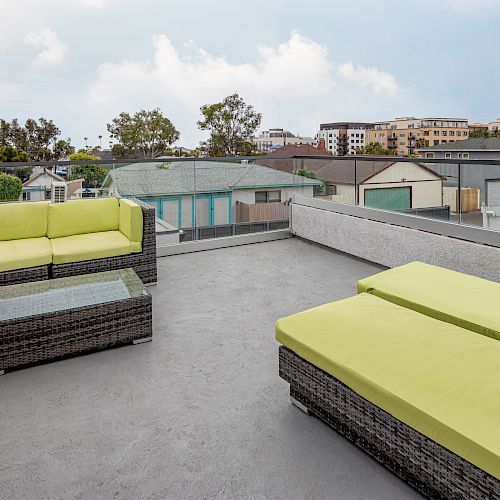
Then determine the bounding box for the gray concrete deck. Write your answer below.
[0,238,421,499]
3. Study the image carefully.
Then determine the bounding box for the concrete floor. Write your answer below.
[0,238,421,500]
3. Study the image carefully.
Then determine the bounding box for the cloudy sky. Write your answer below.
[1,0,499,149]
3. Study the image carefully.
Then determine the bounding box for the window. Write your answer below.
[433,140,439,145]
[464,131,468,136]
[426,153,434,159]
[399,141,405,146]
[442,131,447,136]
[424,131,430,136]
[441,140,447,144]
[462,153,470,159]
[22,191,31,201]
[457,131,462,136]
[399,133,406,137]
[255,190,281,203]
[445,153,451,159]
[449,131,455,136]
[434,131,439,136]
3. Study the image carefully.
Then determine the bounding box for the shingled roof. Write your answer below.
[103,160,321,196]
[419,137,500,151]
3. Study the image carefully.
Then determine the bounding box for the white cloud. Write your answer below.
[88,31,405,146]
[23,28,68,67]
[338,62,399,97]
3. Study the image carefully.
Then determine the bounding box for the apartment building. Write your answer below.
[315,122,374,155]
[469,119,500,135]
[253,128,314,152]
[365,117,469,156]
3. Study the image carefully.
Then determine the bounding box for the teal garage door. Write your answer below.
[364,187,411,210]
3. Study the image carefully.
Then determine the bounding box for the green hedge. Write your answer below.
[0,172,23,202]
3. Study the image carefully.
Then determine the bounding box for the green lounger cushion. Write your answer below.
[276,293,500,480]
[119,199,143,253]
[357,261,500,341]
[51,231,131,265]
[0,201,48,241]
[47,198,119,239]
[0,237,52,272]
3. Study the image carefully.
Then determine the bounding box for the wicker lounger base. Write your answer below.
[0,293,152,373]
[279,346,500,500]
[0,265,49,286]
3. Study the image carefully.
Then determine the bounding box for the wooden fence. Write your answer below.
[235,201,289,223]
[443,187,480,213]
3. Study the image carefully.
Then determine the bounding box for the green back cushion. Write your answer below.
[0,201,48,241]
[47,198,119,238]
[357,261,500,341]
[119,199,143,252]
[276,293,500,480]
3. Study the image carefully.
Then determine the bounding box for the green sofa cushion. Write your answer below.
[47,198,119,239]
[276,293,500,480]
[357,261,500,341]
[0,237,52,272]
[0,201,48,241]
[50,231,131,265]
[119,198,143,253]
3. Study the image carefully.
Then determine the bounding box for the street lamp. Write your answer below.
[98,135,102,149]
[84,137,88,149]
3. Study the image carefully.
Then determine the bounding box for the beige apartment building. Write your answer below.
[365,117,469,156]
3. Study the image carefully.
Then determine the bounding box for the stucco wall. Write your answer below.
[291,203,500,282]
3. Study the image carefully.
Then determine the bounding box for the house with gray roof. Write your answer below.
[102,160,321,229]
[418,137,500,161]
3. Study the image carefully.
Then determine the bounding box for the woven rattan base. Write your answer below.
[279,345,500,500]
[0,265,49,286]
[1,286,152,373]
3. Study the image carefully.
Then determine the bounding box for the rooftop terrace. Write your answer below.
[0,238,422,499]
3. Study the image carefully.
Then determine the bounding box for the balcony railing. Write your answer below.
[2,154,500,252]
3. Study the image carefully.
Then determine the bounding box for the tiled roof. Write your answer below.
[105,160,321,196]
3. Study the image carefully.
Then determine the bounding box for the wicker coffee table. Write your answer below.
[0,268,152,374]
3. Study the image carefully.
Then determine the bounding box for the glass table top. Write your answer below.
[0,268,146,321]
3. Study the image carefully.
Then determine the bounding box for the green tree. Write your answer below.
[107,108,180,159]
[469,127,490,138]
[0,117,73,160]
[0,172,22,201]
[197,92,262,156]
[0,146,32,182]
[355,142,395,155]
[294,166,324,195]
[67,152,108,188]
[415,138,428,149]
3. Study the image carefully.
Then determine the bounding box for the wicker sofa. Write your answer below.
[276,265,500,499]
[0,198,157,286]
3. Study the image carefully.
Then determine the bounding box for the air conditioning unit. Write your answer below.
[51,181,67,203]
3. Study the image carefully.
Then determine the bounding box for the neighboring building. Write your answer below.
[20,168,83,202]
[469,120,500,135]
[365,117,469,156]
[253,128,314,152]
[321,161,444,210]
[488,119,500,133]
[417,137,500,161]
[102,160,321,229]
[315,122,374,155]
